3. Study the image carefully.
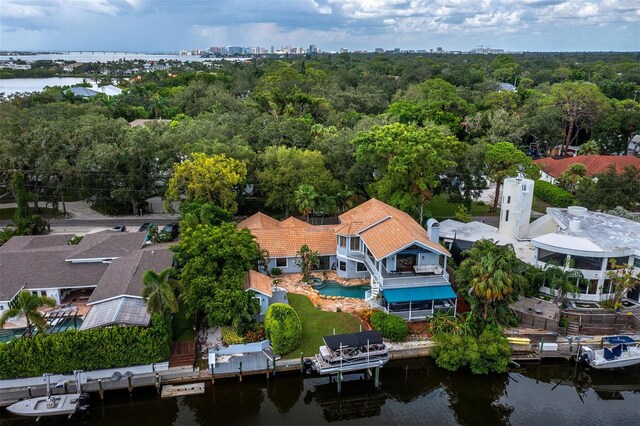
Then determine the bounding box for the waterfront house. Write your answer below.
[534,155,640,184]
[439,174,640,304]
[0,231,173,330]
[240,198,457,320]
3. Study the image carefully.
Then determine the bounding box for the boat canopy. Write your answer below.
[603,335,635,344]
[323,330,383,351]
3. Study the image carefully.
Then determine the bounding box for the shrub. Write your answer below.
[432,326,511,374]
[0,314,171,380]
[455,205,472,223]
[264,303,302,355]
[370,311,409,341]
[243,323,266,343]
[271,267,282,276]
[534,180,575,207]
[221,326,244,345]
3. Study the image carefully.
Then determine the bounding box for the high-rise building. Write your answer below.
[309,44,318,54]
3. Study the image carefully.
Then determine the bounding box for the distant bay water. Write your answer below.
[0,77,89,96]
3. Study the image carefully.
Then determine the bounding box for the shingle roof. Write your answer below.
[88,248,174,304]
[237,212,282,229]
[66,231,147,261]
[245,270,273,297]
[534,155,640,179]
[0,234,74,253]
[0,250,108,301]
[338,198,450,259]
[250,226,336,257]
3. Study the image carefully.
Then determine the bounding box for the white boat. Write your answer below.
[7,371,88,419]
[311,330,390,375]
[579,340,640,370]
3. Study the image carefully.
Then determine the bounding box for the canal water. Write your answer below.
[0,359,638,425]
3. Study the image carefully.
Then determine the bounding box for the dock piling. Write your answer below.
[374,367,380,389]
[155,373,161,394]
[337,372,342,393]
[239,361,243,383]
[98,380,104,400]
[128,376,133,395]
[300,352,304,373]
[266,360,270,380]
[27,387,32,398]
[64,382,68,394]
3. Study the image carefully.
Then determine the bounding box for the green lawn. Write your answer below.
[424,194,493,218]
[172,305,196,342]
[284,293,361,359]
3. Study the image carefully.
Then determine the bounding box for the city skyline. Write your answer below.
[1,1,639,52]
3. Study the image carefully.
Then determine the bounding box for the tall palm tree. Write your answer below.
[559,163,588,194]
[457,240,526,321]
[0,290,55,332]
[295,184,318,222]
[142,267,179,315]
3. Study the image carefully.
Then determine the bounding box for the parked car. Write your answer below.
[138,223,153,232]
[111,225,127,232]
[161,223,179,240]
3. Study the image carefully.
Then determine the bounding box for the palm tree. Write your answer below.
[0,290,55,332]
[559,163,588,194]
[544,261,581,304]
[457,240,526,322]
[295,244,320,282]
[142,267,179,315]
[294,184,318,222]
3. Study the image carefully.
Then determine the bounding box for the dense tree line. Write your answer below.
[1,52,638,218]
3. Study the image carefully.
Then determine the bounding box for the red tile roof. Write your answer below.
[245,270,273,297]
[237,212,282,229]
[534,155,640,179]
[250,226,336,257]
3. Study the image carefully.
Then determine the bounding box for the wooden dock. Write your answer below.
[161,382,205,398]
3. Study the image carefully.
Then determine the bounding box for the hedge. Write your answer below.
[0,314,171,380]
[370,311,409,341]
[533,180,575,207]
[265,303,302,355]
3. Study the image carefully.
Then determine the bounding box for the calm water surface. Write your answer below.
[1,359,638,425]
[0,77,88,96]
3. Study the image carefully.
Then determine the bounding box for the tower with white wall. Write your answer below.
[498,173,534,240]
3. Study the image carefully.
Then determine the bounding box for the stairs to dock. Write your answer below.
[169,341,196,368]
[567,322,580,336]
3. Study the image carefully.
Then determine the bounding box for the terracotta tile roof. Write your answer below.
[338,198,450,259]
[237,212,282,229]
[245,270,273,297]
[250,226,336,257]
[88,248,174,304]
[280,217,312,228]
[534,155,640,179]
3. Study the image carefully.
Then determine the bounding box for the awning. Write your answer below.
[383,285,456,303]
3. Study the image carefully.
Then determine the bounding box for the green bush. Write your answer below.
[370,310,409,341]
[432,327,511,374]
[271,267,282,276]
[0,314,171,380]
[534,180,575,207]
[221,326,244,345]
[265,303,302,355]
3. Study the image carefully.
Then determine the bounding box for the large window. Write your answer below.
[338,236,346,248]
[634,257,640,269]
[570,256,603,271]
[356,262,367,272]
[350,237,361,252]
[608,257,629,269]
[538,248,567,265]
[313,256,331,270]
[275,258,287,268]
[338,261,346,271]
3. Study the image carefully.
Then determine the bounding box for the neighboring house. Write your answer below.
[240,198,457,320]
[497,82,516,92]
[549,145,579,157]
[95,84,122,96]
[128,119,171,127]
[66,86,99,97]
[244,270,288,316]
[627,135,640,157]
[0,231,172,329]
[534,155,640,184]
[439,174,640,303]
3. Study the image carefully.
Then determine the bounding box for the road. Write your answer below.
[0,217,178,230]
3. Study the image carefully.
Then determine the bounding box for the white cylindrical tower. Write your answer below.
[498,174,535,240]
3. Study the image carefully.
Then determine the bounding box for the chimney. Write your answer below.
[427,218,440,242]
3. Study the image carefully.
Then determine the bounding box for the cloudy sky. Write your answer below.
[1,0,638,52]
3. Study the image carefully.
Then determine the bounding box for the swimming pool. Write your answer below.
[313,280,371,299]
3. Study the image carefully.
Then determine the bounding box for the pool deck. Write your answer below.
[276,273,370,314]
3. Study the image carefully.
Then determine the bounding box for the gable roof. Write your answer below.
[534,155,640,179]
[66,231,147,261]
[245,270,272,297]
[250,226,336,257]
[338,198,450,259]
[237,212,281,230]
[88,247,174,304]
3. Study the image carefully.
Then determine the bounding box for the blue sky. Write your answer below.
[1,0,638,52]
